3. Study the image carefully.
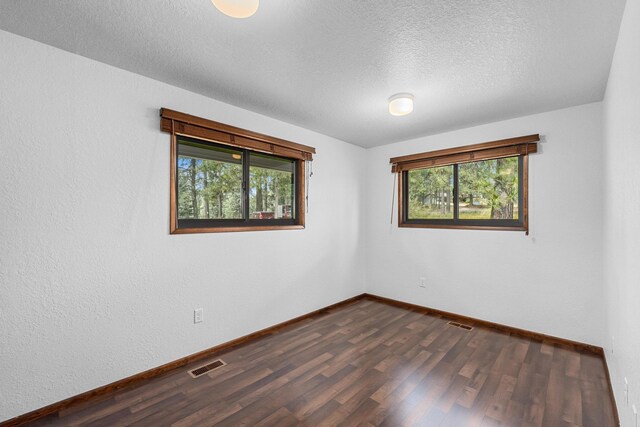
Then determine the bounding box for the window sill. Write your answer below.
[170,225,305,234]
[398,223,526,232]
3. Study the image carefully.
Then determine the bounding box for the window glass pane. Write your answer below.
[407,165,454,219]
[177,139,243,219]
[249,153,295,220]
[458,157,519,220]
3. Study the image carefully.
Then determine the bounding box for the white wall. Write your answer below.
[365,103,605,346]
[0,30,366,422]
[602,0,640,424]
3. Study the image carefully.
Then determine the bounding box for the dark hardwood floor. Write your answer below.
[27,299,615,426]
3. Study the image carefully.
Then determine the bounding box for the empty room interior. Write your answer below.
[1,0,639,426]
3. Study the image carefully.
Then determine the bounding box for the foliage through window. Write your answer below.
[175,136,299,231]
[405,157,522,227]
[177,140,244,220]
[458,158,519,220]
[249,153,295,220]
[390,134,538,232]
[160,108,314,234]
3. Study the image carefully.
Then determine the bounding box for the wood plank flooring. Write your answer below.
[26,299,615,426]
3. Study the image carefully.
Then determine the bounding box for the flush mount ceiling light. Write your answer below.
[388,93,414,116]
[211,0,259,18]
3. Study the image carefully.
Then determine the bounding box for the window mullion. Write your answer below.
[403,171,409,223]
[243,149,250,222]
[519,155,525,221]
[453,164,459,222]
[293,161,297,220]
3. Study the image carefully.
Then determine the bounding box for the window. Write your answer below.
[405,156,523,227]
[161,108,315,233]
[249,152,296,221]
[177,139,244,222]
[391,134,539,232]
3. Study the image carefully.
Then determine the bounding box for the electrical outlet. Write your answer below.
[625,378,629,406]
[194,308,203,324]
[419,277,426,288]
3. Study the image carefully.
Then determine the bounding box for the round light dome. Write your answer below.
[212,0,259,19]
[388,93,414,116]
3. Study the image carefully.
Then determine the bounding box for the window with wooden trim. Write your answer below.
[160,108,315,233]
[390,135,539,232]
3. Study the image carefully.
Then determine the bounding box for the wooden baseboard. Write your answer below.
[0,294,365,427]
[602,351,621,426]
[363,293,604,355]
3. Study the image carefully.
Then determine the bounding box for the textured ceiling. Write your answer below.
[0,0,626,147]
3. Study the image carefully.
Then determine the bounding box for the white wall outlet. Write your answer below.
[419,277,426,288]
[625,377,629,406]
[194,308,203,324]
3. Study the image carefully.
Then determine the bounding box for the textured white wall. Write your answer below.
[0,30,366,421]
[364,103,605,347]
[602,0,640,424]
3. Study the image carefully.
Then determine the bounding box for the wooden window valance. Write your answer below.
[160,108,315,161]
[390,134,539,173]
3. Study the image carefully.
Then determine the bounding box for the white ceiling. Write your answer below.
[0,0,626,148]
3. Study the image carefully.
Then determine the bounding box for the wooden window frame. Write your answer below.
[160,108,315,234]
[390,134,539,233]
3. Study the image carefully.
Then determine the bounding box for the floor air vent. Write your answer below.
[447,321,473,331]
[188,359,226,378]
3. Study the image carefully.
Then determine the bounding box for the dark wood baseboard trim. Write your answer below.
[363,293,604,355]
[0,294,365,427]
[602,352,621,426]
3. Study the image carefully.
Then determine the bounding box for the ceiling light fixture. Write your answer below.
[211,0,259,19]
[388,93,414,116]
